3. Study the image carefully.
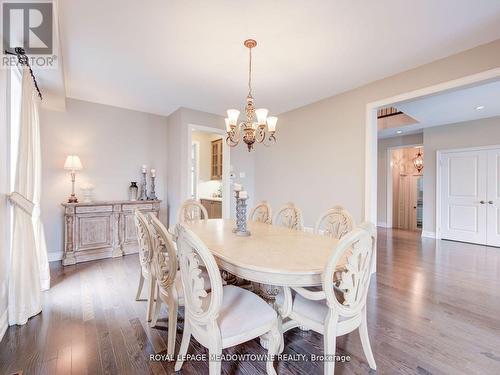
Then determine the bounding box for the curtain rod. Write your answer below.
[4,47,43,100]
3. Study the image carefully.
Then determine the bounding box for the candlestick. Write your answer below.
[235,195,251,236]
[232,190,240,233]
[141,164,147,173]
[139,169,148,200]
[151,168,156,177]
[149,174,157,200]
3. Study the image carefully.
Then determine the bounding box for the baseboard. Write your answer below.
[377,222,389,228]
[421,231,436,239]
[48,251,63,262]
[0,309,7,343]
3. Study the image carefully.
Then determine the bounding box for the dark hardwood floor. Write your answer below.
[1,228,500,375]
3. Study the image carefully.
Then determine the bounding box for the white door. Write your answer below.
[440,150,488,244]
[487,149,500,247]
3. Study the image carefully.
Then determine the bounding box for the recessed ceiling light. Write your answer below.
[396,130,403,134]
[475,105,485,110]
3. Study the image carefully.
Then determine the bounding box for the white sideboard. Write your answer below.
[61,200,161,266]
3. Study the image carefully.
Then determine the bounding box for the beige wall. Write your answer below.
[254,39,500,228]
[423,116,500,234]
[377,133,423,225]
[40,98,168,259]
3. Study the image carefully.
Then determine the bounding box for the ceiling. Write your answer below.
[56,0,500,117]
[378,79,500,138]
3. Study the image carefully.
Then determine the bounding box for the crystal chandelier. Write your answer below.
[225,39,278,152]
[413,149,424,173]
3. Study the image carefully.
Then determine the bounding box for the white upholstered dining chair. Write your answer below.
[133,210,156,322]
[147,214,181,356]
[315,206,355,239]
[278,223,377,374]
[273,202,304,231]
[249,201,273,224]
[174,223,281,375]
[177,199,208,224]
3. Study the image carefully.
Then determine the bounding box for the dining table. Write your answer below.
[185,218,349,347]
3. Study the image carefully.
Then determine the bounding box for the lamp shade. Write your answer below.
[255,108,268,125]
[266,116,278,132]
[64,155,83,171]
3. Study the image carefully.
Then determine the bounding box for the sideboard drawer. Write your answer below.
[122,203,154,212]
[76,205,113,214]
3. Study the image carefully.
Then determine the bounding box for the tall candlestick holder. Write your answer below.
[139,171,148,200]
[235,196,251,237]
[232,190,240,233]
[149,175,157,200]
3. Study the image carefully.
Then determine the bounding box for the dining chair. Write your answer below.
[273,202,304,231]
[133,209,156,322]
[177,199,208,224]
[278,223,377,375]
[249,201,273,224]
[147,214,181,357]
[174,223,281,375]
[314,206,355,239]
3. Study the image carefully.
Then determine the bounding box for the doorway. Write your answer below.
[187,125,230,219]
[387,145,424,231]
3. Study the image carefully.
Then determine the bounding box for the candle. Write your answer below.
[141,164,147,173]
[151,168,156,177]
[234,183,242,192]
[239,191,248,199]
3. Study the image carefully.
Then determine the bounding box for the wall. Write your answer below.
[192,131,222,199]
[0,67,9,340]
[40,98,168,260]
[377,133,423,226]
[423,116,500,235]
[254,39,500,228]
[167,107,255,224]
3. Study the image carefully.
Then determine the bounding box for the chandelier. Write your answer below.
[413,149,424,173]
[225,39,278,151]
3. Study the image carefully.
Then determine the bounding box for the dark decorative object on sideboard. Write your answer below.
[129,182,138,201]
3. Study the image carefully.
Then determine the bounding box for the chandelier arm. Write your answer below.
[255,127,266,143]
[262,133,277,147]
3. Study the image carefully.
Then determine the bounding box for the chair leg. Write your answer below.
[324,312,338,375]
[167,293,178,358]
[208,346,222,375]
[266,322,280,375]
[136,271,144,300]
[150,290,162,328]
[174,321,191,372]
[359,307,376,370]
[146,277,155,322]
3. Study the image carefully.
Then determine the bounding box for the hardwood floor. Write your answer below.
[1,228,500,374]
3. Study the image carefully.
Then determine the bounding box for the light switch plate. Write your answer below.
[239,172,246,178]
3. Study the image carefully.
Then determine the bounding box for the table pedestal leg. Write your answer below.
[257,283,282,349]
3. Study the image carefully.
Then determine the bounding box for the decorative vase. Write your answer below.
[129,182,139,201]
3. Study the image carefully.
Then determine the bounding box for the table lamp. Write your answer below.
[64,155,83,203]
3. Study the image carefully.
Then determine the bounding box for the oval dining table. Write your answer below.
[185,218,348,348]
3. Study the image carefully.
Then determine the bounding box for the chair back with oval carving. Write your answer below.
[273,202,304,231]
[175,223,223,323]
[249,201,272,224]
[148,214,178,294]
[177,199,208,224]
[315,206,355,239]
[134,209,153,273]
[323,225,374,318]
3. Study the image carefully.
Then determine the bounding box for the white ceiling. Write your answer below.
[58,0,500,117]
[378,79,500,138]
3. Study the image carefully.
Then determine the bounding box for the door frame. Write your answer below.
[436,144,500,240]
[386,144,423,228]
[187,124,231,219]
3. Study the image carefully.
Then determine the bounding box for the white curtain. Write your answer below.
[8,66,50,326]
